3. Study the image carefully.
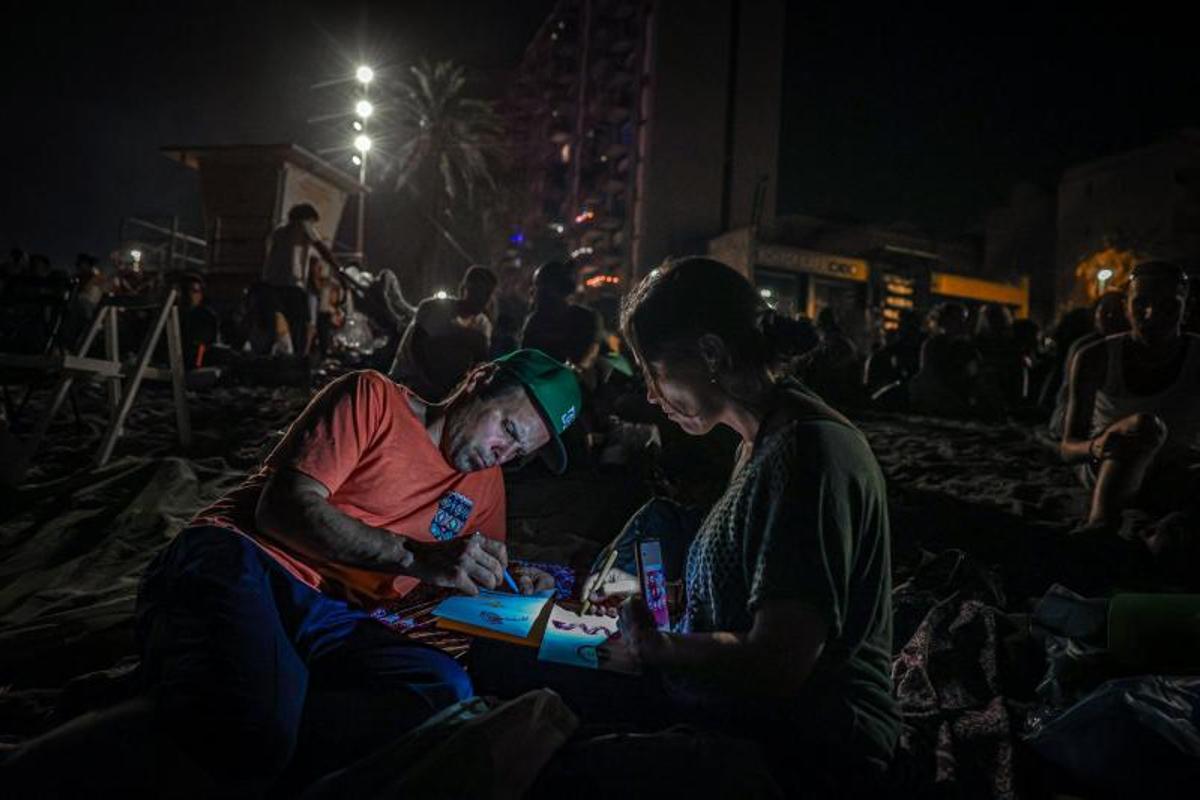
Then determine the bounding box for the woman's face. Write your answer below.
[642,356,726,435]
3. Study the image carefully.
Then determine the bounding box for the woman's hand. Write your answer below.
[612,596,665,665]
[511,564,556,595]
[580,566,639,613]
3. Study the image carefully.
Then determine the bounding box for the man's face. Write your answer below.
[186,282,204,308]
[1126,278,1185,347]
[441,386,551,471]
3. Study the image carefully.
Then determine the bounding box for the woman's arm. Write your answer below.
[613,597,828,699]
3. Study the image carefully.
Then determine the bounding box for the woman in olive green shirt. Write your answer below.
[593,257,899,791]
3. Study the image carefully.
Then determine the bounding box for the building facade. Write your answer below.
[1056,130,1200,310]
[711,214,1028,348]
[502,0,784,313]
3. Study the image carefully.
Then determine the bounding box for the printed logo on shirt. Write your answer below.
[430,491,475,541]
[561,406,576,429]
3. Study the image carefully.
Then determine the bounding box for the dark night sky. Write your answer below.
[777,4,1200,233]
[2,2,1197,264]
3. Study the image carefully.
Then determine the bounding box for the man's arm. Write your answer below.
[256,468,507,594]
[256,468,411,571]
[301,222,342,271]
[1060,340,1107,463]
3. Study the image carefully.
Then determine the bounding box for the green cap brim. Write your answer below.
[518,384,569,475]
[494,349,580,475]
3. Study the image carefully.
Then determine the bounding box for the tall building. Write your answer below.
[1056,130,1200,310]
[502,0,784,314]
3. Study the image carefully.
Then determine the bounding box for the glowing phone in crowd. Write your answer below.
[636,539,671,631]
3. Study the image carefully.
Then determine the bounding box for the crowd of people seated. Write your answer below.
[3,244,1198,796]
[794,277,1198,434]
[787,264,1200,545]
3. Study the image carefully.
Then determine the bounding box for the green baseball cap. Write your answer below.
[494,349,582,474]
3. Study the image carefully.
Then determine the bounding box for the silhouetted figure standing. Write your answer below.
[800,306,862,408]
[864,309,924,408]
[520,261,579,363]
[262,204,341,357]
[910,302,979,416]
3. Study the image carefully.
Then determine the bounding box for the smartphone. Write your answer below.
[635,539,671,631]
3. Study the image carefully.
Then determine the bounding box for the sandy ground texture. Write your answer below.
[1,373,1194,795]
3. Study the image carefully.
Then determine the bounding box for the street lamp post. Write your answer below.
[354,66,374,264]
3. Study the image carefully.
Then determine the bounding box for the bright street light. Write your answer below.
[354,134,372,154]
[434,290,449,300]
[355,99,374,119]
[356,65,374,84]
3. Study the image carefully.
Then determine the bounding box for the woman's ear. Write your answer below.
[697,333,730,375]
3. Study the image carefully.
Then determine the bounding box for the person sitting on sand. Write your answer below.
[1047,290,1129,438]
[2,350,581,797]
[800,306,862,408]
[864,309,924,408]
[1061,261,1200,526]
[389,265,499,401]
[607,258,896,792]
[909,302,980,416]
[474,258,899,796]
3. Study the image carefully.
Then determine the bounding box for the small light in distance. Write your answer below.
[351,155,362,166]
[352,120,363,132]
[130,249,142,261]
[1097,268,1114,282]
[434,290,449,300]
[759,288,774,298]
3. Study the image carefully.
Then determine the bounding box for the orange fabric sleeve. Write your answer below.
[265,371,387,494]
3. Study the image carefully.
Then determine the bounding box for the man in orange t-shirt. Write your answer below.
[2,351,581,796]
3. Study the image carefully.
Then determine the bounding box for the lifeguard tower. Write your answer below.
[161,143,366,301]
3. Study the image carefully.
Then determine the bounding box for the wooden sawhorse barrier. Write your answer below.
[1,289,192,467]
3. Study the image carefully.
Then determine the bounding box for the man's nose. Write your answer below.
[494,439,518,464]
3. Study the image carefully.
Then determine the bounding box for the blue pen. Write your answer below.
[503,568,520,593]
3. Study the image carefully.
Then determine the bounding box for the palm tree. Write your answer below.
[384,60,507,294]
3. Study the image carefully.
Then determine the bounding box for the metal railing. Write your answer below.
[119,216,207,274]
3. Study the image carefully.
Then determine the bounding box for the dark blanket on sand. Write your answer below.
[0,382,1175,796]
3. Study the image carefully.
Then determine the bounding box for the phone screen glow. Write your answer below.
[637,540,671,631]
